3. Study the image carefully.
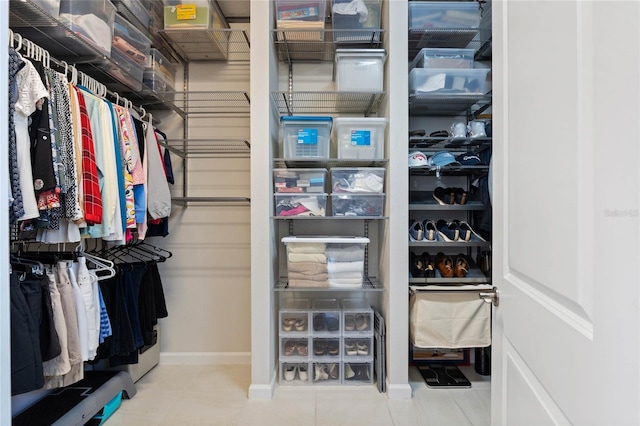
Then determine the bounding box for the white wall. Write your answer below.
[154,22,253,364]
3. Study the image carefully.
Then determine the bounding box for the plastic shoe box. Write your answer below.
[332,117,387,160]
[343,336,373,358]
[331,0,381,43]
[274,168,328,194]
[341,298,374,335]
[331,193,385,217]
[311,337,341,360]
[311,299,341,335]
[102,47,143,91]
[331,167,385,194]
[282,237,370,288]
[410,48,475,70]
[312,362,341,384]
[145,48,177,82]
[275,0,327,41]
[281,116,332,159]
[280,361,312,385]
[335,49,385,92]
[113,14,151,65]
[409,68,490,95]
[408,1,481,30]
[280,337,311,360]
[343,361,373,385]
[32,0,61,18]
[274,193,327,217]
[163,0,229,30]
[59,0,117,57]
[279,299,311,336]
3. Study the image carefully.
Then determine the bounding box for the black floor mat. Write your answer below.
[417,364,471,388]
[13,371,127,425]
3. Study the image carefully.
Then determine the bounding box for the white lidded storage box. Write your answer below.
[59,0,117,57]
[335,49,386,92]
[410,48,475,70]
[409,68,489,95]
[274,168,327,193]
[281,116,332,159]
[333,117,387,159]
[330,168,385,194]
[408,1,481,30]
[282,236,369,289]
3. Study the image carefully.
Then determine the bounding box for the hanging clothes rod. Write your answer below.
[9,29,149,117]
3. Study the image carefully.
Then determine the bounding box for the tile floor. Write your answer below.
[106,364,491,426]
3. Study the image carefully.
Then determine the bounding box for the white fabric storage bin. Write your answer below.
[409,291,491,349]
[335,49,386,92]
[333,117,387,159]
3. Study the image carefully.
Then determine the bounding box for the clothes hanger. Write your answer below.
[10,254,45,275]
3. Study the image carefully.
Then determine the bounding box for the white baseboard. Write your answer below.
[387,382,413,399]
[159,352,251,365]
[248,380,275,400]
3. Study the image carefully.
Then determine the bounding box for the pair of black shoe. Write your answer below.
[313,313,339,332]
[433,187,468,205]
[410,252,436,278]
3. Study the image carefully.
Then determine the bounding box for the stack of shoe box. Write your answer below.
[279,298,374,385]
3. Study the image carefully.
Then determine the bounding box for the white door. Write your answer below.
[492,1,640,424]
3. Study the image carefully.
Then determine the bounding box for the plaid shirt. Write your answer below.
[73,87,102,225]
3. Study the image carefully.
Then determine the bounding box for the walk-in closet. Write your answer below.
[2,1,640,425]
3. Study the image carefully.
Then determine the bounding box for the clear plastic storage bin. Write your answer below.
[280,337,310,359]
[311,337,341,359]
[113,14,151,65]
[275,0,327,41]
[332,117,387,159]
[331,194,385,217]
[312,362,341,384]
[409,68,490,95]
[102,47,143,91]
[145,48,177,82]
[331,0,382,43]
[408,1,481,30]
[330,168,385,194]
[143,70,175,93]
[410,48,475,70]
[59,0,117,57]
[280,362,311,384]
[281,116,332,159]
[343,336,373,358]
[113,0,150,28]
[274,194,328,217]
[32,0,61,18]
[273,168,328,193]
[164,0,228,29]
[335,49,385,92]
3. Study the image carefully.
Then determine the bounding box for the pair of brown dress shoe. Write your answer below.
[435,252,469,278]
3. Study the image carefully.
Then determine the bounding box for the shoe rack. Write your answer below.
[407,0,493,368]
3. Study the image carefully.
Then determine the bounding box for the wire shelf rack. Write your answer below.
[272,91,385,116]
[159,28,250,62]
[160,139,250,158]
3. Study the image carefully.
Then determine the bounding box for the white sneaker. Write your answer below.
[284,365,297,381]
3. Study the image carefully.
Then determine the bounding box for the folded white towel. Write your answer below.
[332,0,368,23]
[327,260,364,274]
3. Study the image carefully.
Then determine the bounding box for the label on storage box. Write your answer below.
[176,4,197,20]
[277,5,319,20]
[297,128,318,145]
[350,130,371,146]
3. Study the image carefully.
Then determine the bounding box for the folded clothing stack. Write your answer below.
[326,243,365,288]
[287,242,329,288]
